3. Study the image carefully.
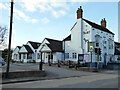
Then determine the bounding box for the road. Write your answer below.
[1,63,119,88]
[2,73,118,88]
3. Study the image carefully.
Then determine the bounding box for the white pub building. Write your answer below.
[63,6,115,68]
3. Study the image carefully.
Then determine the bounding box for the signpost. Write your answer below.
[88,42,94,64]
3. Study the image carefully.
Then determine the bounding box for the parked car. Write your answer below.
[0,57,5,66]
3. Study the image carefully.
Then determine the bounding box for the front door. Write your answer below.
[48,54,53,63]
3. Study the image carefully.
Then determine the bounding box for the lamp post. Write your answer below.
[39,44,45,70]
[6,0,14,78]
[88,42,94,67]
[39,52,42,70]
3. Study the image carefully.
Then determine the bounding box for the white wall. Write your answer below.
[20,54,27,62]
[37,39,51,63]
[19,46,28,53]
[12,47,20,61]
[64,19,92,62]
[56,52,64,61]
[91,27,114,64]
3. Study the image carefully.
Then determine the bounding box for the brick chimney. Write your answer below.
[101,18,107,27]
[76,6,83,19]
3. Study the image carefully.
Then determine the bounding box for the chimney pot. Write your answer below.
[101,18,107,27]
[77,6,83,19]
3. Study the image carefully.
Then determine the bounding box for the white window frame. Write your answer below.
[72,53,77,59]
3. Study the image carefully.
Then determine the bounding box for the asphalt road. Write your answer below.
[1,63,119,88]
[2,73,118,88]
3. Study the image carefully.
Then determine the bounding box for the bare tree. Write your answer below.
[0,26,7,45]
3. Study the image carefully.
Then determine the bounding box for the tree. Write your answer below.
[0,26,7,45]
[2,49,13,62]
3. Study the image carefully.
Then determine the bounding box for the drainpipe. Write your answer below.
[64,40,65,61]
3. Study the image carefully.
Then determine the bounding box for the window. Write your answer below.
[72,53,77,59]
[96,43,99,47]
[14,54,17,59]
[23,54,26,59]
[104,41,106,44]
[28,54,32,59]
[108,39,113,49]
[37,53,40,59]
[65,53,69,59]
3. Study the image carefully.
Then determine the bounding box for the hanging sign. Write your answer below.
[88,42,94,52]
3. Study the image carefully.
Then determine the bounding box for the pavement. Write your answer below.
[0,63,119,85]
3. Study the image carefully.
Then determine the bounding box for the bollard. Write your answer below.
[49,60,51,66]
[58,60,60,67]
[39,62,42,70]
[69,60,70,68]
[75,65,77,70]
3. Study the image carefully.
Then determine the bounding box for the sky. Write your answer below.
[0,0,119,49]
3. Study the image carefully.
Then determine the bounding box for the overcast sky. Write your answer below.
[0,0,119,48]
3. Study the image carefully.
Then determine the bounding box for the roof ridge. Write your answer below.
[45,38,62,42]
[83,18,114,35]
[28,41,41,44]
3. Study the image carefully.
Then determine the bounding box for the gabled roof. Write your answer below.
[44,38,63,52]
[17,46,21,49]
[13,46,21,52]
[63,35,71,41]
[71,22,77,31]
[83,18,114,35]
[23,45,33,53]
[28,41,41,49]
